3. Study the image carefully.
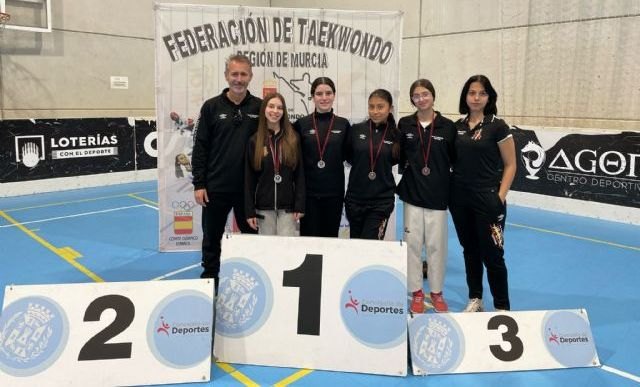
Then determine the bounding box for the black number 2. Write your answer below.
[78,294,135,361]
[487,315,524,362]
[282,254,323,336]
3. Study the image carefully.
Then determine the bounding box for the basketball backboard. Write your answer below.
[0,0,51,32]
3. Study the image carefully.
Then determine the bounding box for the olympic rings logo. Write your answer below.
[171,200,196,210]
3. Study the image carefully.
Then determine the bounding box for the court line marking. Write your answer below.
[151,263,200,281]
[0,210,104,283]
[1,190,156,212]
[216,362,259,387]
[0,205,147,228]
[601,365,640,383]
[128,193,158,206]
[274,369,314,386]
[508,222,640,251]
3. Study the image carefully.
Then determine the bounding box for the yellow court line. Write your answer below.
[0,210,104,283]
[3,190,156,212]
[216,362,259,387]
[508,222,640,252]
[274,369,314,387]
[127,193,158,206]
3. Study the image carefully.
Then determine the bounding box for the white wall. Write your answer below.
[1,1,638,223]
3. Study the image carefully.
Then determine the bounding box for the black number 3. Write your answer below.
[487,315,524,361]
[78,295,135,361]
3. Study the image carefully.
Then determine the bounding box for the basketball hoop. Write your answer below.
[0,12,10,33]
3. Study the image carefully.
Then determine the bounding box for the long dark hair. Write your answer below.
[368,88,400,159]
[253,93,299,170]
[458,75,498,115]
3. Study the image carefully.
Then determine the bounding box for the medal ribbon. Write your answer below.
[369,120,389,174]
[312,112,335,162]
[415,112,435,171]
[267,134,281,175]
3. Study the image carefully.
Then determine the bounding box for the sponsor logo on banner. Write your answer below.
[542,310,597,367]
[14,135,46,168]
[173,211,193,235]
[49,134,119,160]
[409,314,464,374]
[215,258,274,337]
[339,266,405,349]
[147,290,213,368]
[262,79,278,97]
[521,140,546,180]
[512,128,640,207]
[0,296,69,377]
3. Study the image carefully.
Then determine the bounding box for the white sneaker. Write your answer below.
[463,298,484,312]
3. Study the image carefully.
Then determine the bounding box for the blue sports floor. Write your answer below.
[0,180,639,386]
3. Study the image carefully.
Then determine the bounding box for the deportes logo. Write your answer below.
[339,266,406,349]
[147,290,213,369]
[409,314,464,374]
[14,135,46,168]
[521,141,546,180]
[542,310,598,367]
[215,258,273,337]
[0,296,69,377]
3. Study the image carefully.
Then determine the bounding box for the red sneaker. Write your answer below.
[410,289,425,314]
[430,292,449,313]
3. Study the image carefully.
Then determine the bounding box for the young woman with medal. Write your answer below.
[450,75,516,312]
[294,77,351,237]
[344,89,400,240]
[245,93,305,236]
[397,79,456,313]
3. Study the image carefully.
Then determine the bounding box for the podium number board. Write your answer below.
[0,279,214,386]
[409,309,599,375]
[214,234,408,376]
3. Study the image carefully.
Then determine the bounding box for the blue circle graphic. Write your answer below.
[339,266,406,349]
[147,290,214,368]
[409,314,464,374]
[0,296,69,377]
[215,258,273,337]
[542,310,597,367]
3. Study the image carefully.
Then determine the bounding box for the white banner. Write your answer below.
[214,234,407,376]
[409,310,600,375]
[0,280,214,386]
[154,4,403,251]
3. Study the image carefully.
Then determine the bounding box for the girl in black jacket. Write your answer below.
[345,89,400,240]
[294,77,351,237]
[245,93,305,235]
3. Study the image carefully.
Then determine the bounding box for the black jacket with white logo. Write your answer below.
[397,111,456,210]
[244,130,305,217]
[191,88,262,193]
[294,110,351,198]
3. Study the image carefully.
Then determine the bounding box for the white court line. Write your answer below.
[151,263,200,281]
[143,204,158,210]
[0,205,148,228]
[601,365,640,383]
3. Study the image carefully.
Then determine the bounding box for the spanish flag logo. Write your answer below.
[173,211,193,235]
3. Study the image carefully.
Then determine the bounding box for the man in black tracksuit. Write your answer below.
[191,54,261,282]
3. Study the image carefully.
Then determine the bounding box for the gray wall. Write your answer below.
[1,0,639,130]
